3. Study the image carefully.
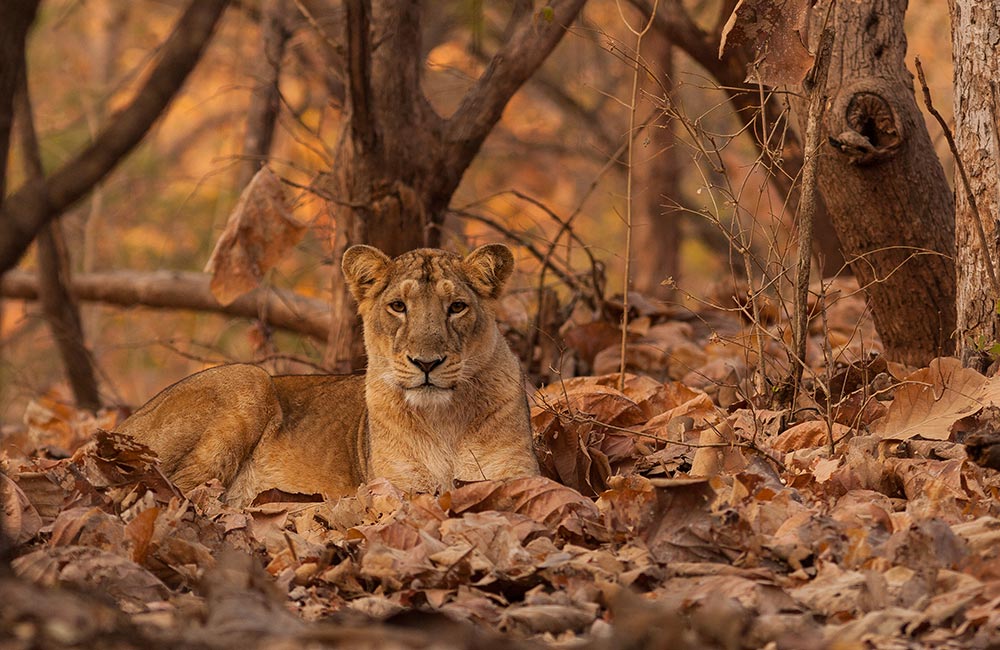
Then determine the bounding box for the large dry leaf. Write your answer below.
[719,0,814,86]
[125,506,161,564]
[639,383,716,438]
[596,475,658,539]
[498,603,597,635]
[49,506,126,552]
[535,416,613,497]
[202,548,303,637]
[11,470,70,523]
[876,357,987,441]
[446,477,601,540]
[789,563,886,617]
[880,518,968,571]
[13,546,171,610]
[689,421,747,477]
[439,511,544,575]
[952,517,1000,555]
[205,166,306,306]
[1,474,42,545]
[771,420,850,452]
[642,478,735,563]
[533,375,649,429]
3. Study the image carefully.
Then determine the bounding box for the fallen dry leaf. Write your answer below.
[876,357,988,442]
[447,477,602,540]
[1,473,42,545]
[13,546,171,611]
[772,420,849,451]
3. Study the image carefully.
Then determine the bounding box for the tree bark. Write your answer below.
[0,270,330,342]
[807,0,956,366]
[633,31,680,297]
[0,0,230,274]
[0,1,40,203]
[237,0,291,190]
[950,0,1000,368]
[319,0,587,370]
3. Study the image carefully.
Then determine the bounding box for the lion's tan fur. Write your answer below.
[118,245,539,506]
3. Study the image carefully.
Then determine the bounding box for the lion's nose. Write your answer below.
[408,356,446,374]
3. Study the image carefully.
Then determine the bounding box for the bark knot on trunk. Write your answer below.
[828,81,904,165]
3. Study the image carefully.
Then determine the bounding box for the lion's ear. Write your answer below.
[463,244,514,299]
[342,245,391,302]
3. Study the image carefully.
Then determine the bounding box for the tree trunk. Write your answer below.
[7,6,101,411]
[633,31,680,298]
[807,0,956,366]
[16,64,102,411]
[236,0,290,190]
[950,0,1000,369]
[0,1,39,203]
[320,0,587,370]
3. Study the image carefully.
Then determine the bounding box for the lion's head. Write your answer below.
[342,244,515,408]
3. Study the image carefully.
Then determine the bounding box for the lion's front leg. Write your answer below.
[457,396,540,482]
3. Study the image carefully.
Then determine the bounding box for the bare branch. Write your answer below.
[1,270,330,342]
[0,0,230,274]
[16,61,102,410]
[238,0,292,190]
[443,0,587,172]
[0,1,39,203]
[788,26,833,408]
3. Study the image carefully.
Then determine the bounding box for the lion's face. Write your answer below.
[342,244,515,408]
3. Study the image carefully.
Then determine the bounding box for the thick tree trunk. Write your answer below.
[807,0,956,366]
[17,67,102,411]
[950,1,1000,369]
[35,225,101,410]
[15,20,101,411]
[0,1,40,203]
[320,0,587,370]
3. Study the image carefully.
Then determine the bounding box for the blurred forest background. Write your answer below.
[0,0,954,425]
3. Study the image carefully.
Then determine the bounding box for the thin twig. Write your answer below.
[615,0,658,392]
[915,56,1000,297]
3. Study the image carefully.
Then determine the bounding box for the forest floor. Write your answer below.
[4,279,1000,649]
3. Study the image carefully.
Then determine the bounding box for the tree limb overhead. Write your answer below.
[0,0,230,274]
[443,0,587,171]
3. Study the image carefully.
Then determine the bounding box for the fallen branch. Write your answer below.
[1,270,330,342]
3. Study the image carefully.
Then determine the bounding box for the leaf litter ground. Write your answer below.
[5,283,1000,649]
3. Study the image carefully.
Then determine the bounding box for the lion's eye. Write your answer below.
[389,300,407,314]
[448,301,468,315]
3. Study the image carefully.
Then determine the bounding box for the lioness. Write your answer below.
[118,244,540,506]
